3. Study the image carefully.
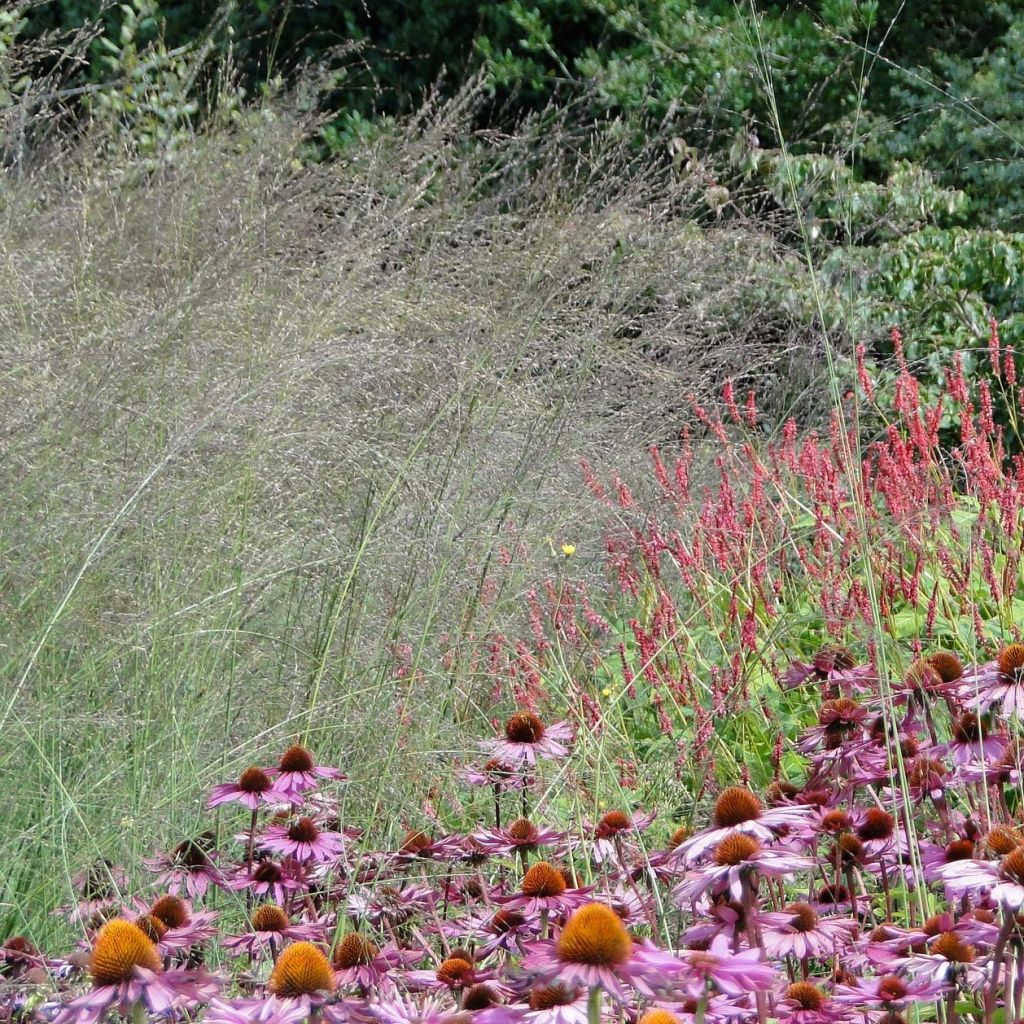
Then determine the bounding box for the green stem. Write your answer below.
[587,985,603,1024]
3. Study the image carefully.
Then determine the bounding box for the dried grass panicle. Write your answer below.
[0,54,823,932]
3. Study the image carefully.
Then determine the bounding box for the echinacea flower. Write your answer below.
[939,712,1005,765]
[407,953,499,994]
[347,884,438,927]
[933,844,1024,909]
[521,901,682,1002]
[228,858,308,905]
[776,982,851,1024]
[675,938,777,999]
[368,992,465,1024]
[494,861,593,917]
[130,894,218,955]
[477,985,588,1024]
[583,809,656,864]
[392,830,465,864]
[673,833,813,904]
[208,767,287,810]
[331,934,421,993]
[474,819,568,858]
[52,918,218,1024]
[759,902,857,960]
[905,931,985,988]
[962,644,1024,718]
[223,904,325,958]
[670,787,812,865]
[461,759,528,792]
[271,745,346,799]
[833,972,949,1009]
[261,817,346,864]
[206,942,337,1024]
[479,712,573,766]
[143,835,223,899]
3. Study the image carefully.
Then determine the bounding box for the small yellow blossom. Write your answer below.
[561,543,576,557]
[601,687,612,698]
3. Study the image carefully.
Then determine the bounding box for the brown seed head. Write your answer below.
[436,957,475,988]
[134,915,168,943]
[288,818,320,844]
[988,827,1024,856]
[400,831,433,856]
[927,651,964,683]
[521,862,567,898]
[149,895,188,929]
[490,909,526,934]
[332,933,379,968]
[279,745,315,773]
[785,902,818,933]
[786,983,826,1011]
[508,819,539,845]
[1002,846,1024,883]
[252,904,290,933]
[89,919,162,986]
[505,712,545,744]
[171,838,212,868]
[814,647,854,675]
[944,839,975,862]
[857,809,895,841]
[668,826,689,849]
[464,985,499,1011]
[835,832,865,864]
[877,976,908,1003]
[713,833,761,866]
[529,986,577,1011]
[595,811,632,839]
[713,787,762,827]
[820,810,853,834]
[239,767,274,794]
[268,941,335,997]
[556,903,633,967]
[999,644,1024,680]
[931,932,976,963]
[253,860,283,884]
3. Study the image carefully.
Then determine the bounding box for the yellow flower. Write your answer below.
[601,687,612,698]
[561,543,576,557]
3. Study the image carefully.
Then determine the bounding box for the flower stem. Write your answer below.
[587,985,603,1024]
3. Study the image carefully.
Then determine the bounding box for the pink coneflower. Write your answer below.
[209,767,287,810]
[447,907,538,957]
[477,985,588,1024]
[905,931,985,987]
[521,902,682,1002]
[347,884,438,927]
[462,759,528,792]
[261,817,345,864]
[368,992,464,1024]
[940,711,1005,765]
[674,833,813,904]
[917,837,978,884]
[933,844,1024,909]
[392,830,465,864]
[228,858,308,905]
[0,936,47,978]
[776,983,851,1024]
[270,745,346,799]
[143,835,223,899]
[833,973,949,1009]
[223,904,325,959]
[960,740,1024,788]
[583,810,655,864]
[797,698,869,753]
[479,712,573,766]
[963,644,1024,718]
[494,862,593,918]
[781,646,858,690]
[131,894,218,955]
[675,938,777,999]
[759,902,857,959]
[52,919,218,1024]
[407,953,501,996]
[206,942,337,1024]
[331,934,421,993]
[475,819,568,858]
[671,787,812,865]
